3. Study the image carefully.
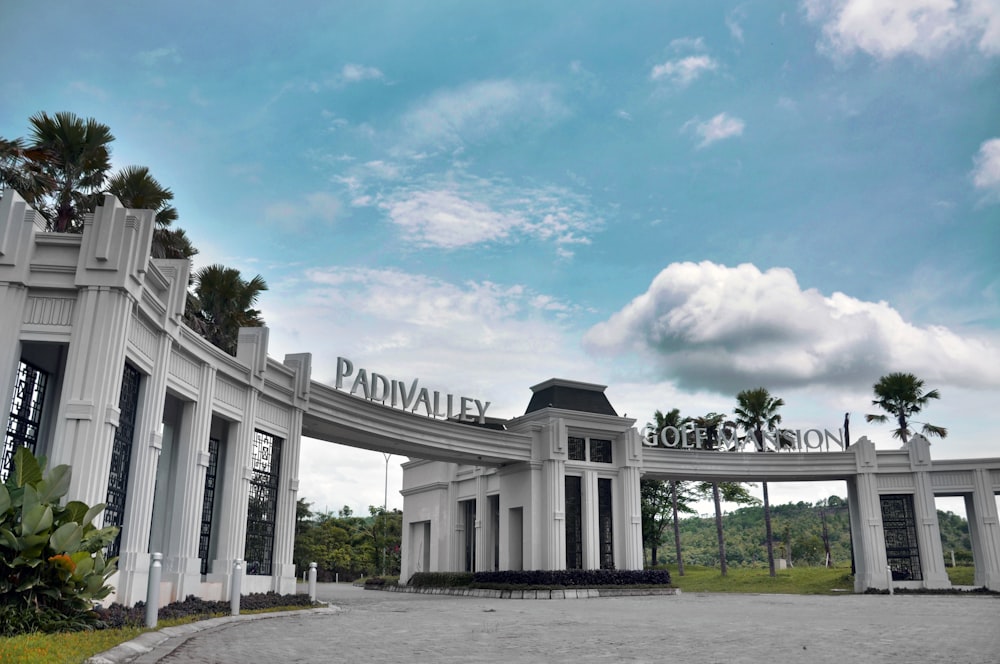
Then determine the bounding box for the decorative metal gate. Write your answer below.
[106,363,141,558]
[565,475,583,569]
[880,494,922,581]
[598,478,614,569]
[2,361,49,481]
[245,430,282,576]
[199,437,220,575]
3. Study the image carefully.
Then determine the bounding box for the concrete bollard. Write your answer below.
[231,559,243,615]
[886,565,894,595]
[308,562,317,601]
[145,553,163,628]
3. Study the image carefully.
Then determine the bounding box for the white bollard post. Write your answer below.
[145,553,163,628]
[886,565,894,595]
[231,560,243,615]
[308,562,317,602]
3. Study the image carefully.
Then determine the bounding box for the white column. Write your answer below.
[473,472,487,572]
[967,469,1000,590]
[582,470,598,570]
[50,285,134,507]
[167,363,216,598]
[619,465,644,570]
[116,332,172,605]
[0,284,26,441]
[542,458,565,570]
[270,406,302,593]
[209,388,257,595]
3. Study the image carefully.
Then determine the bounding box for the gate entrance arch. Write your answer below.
[2,192,999,607]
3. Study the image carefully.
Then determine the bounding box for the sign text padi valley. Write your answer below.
[335,357,491,424]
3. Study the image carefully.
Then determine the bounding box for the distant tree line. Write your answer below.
[294,500,402,581]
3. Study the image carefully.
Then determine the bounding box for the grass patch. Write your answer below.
[0,603,314,664]
[662,564,855,594]
[945,566,975,586]
[0,627,145,664]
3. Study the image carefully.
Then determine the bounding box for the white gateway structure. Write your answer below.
[2,191,999,604]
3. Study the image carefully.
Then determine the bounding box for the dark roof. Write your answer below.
[452,416,508,431]
[524,378,618,416]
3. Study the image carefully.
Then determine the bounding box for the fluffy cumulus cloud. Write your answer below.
[803,0,1000,59]
[399,79,568,151]
[971,138,1000,201]
[583,262,1000,393]
[683,113,745,148]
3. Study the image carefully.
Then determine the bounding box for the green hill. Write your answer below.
[654,497,971,568]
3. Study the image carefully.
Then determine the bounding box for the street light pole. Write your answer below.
[382,452,391,576]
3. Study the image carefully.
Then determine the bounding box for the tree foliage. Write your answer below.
[186,265,268,355]
[294,501,402,581]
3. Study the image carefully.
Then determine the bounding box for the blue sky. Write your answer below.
[2,1,998,516]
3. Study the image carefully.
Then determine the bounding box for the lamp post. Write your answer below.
[382,452,391,576]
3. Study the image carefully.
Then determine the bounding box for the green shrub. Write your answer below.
[0,447,119,635]
[407,572,474,588]
[472,569,672,588]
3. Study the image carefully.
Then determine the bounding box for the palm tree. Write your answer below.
[643,408,689,572]
[865,372,947,443]
[24,112,115,232]
[735,387,785,577]
[0,137,52,205]
[105,165,196,260]
[187,265,267,355]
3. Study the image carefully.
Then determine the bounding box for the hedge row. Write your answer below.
[471,569,672,587]
[406,569,672,588]
[93,592,315,628]
[407,572,475,588]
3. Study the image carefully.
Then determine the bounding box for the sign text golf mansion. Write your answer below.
[335,357,491,424]
[645,425,848,452]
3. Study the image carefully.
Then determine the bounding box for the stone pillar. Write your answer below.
[270,406,302,593]
[474,472,487,572]
[50,196,154,507]
[115,332,172,605]
[619,427,645,571]
[618,464,644,570]
[166,363,217,599]
[966,468,1000,590]
[0,193,36,438]
[849,437,888,591]
[582,470,598,569]
[209,388,257,595]
[906,436,950,588]
[542,458,565,570]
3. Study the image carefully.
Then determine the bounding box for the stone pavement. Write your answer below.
[91,583,1000,664]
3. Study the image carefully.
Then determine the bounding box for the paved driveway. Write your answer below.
[131,583,999,663]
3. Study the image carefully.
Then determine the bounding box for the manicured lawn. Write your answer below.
[0,627,145,664]
[0,606,312,664]
[663,564,855,594]
[946,566,975,586]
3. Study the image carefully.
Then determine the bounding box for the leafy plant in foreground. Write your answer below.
[0,447,119,635]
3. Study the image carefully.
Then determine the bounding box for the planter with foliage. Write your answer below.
[0,448,120,636]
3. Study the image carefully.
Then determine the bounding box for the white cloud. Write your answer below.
[971,137,1000,201]
[726,9,746,43]
[379,178,600,251]
[399,79,569,150]
[263,192,341,231]
[650,55,719,86]
[340,63,384,83]
[683,113,745,147]
[803,0,1000,59]
[583,261,1000,393]
[382,189,522,249]
[136,46,181,67]
[669,37,707,52]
